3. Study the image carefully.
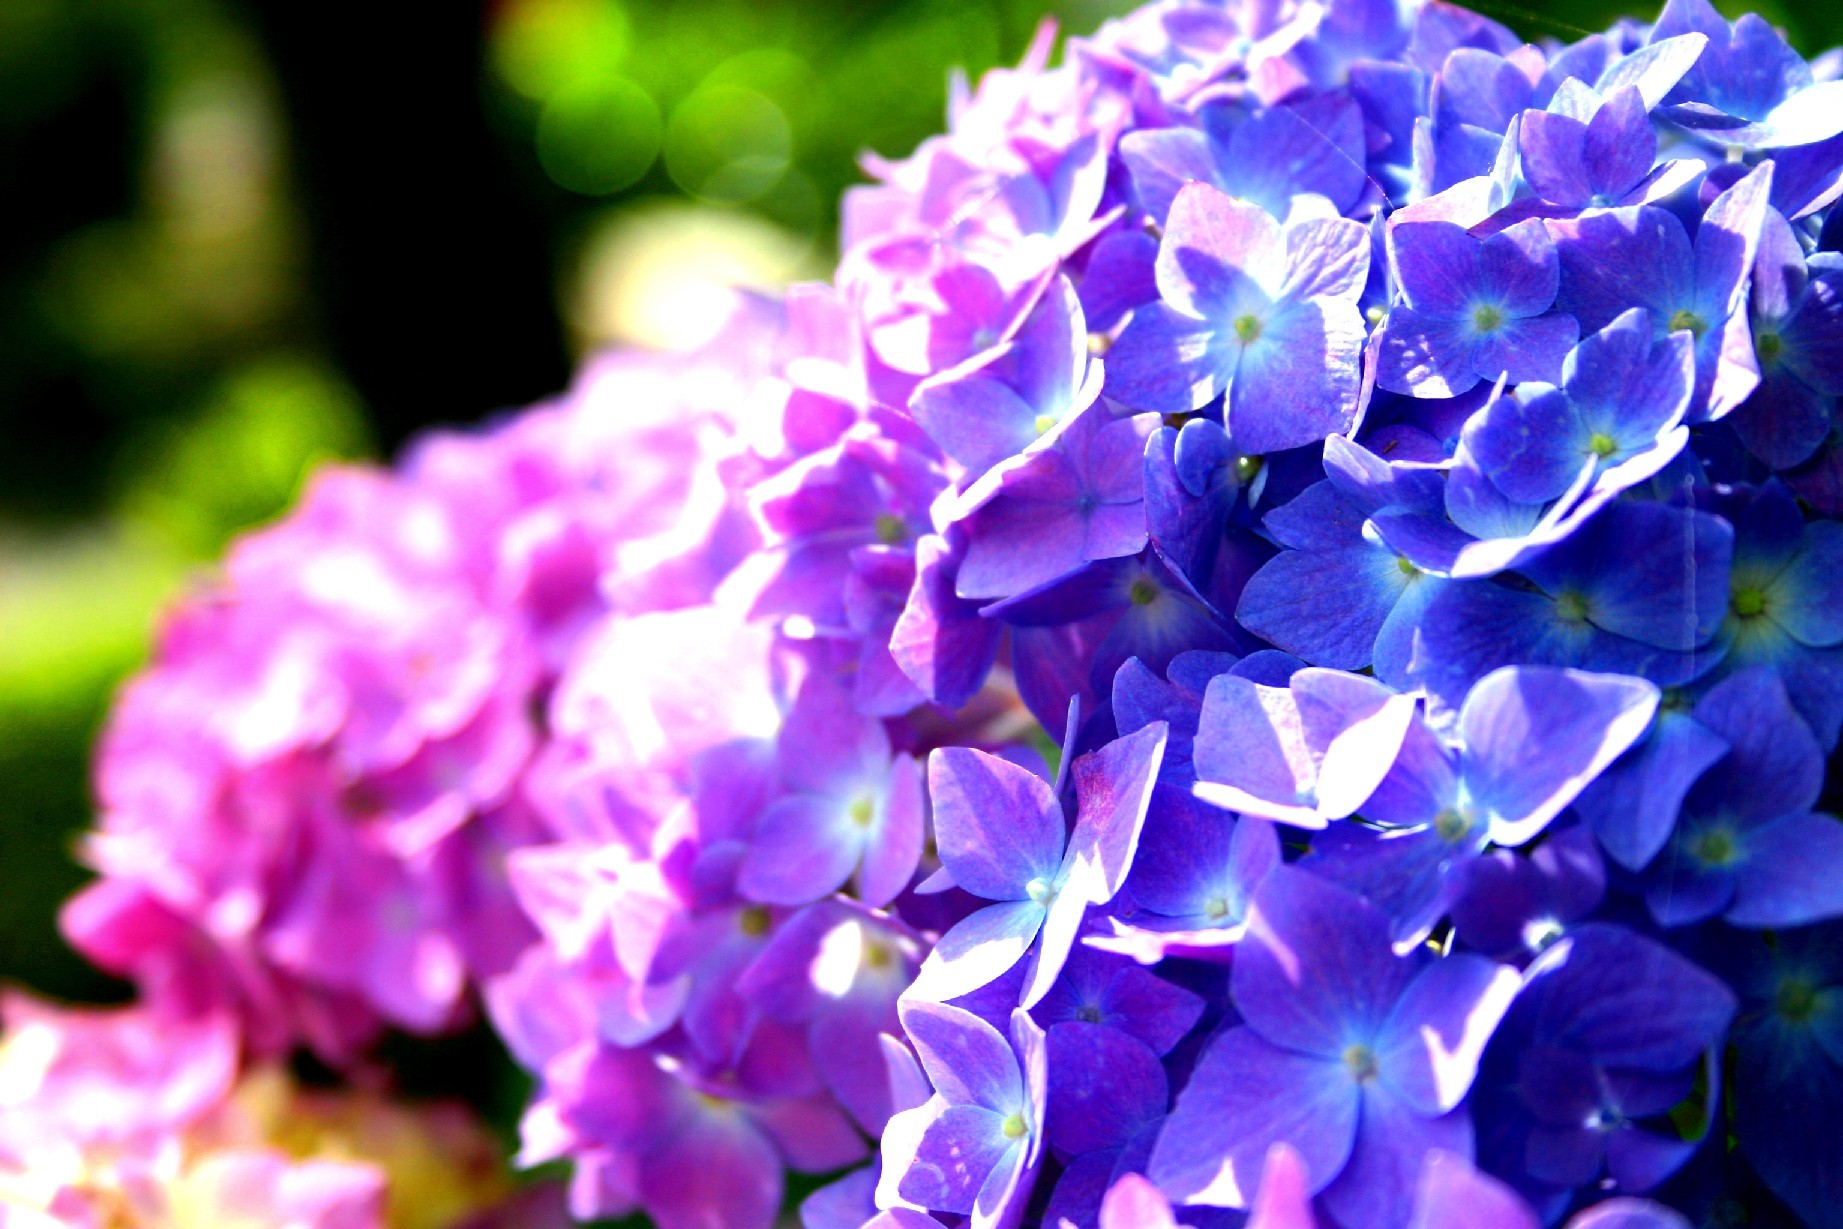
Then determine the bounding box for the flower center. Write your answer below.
[1587,431,1618,459]
[1002,1112,1029,1140]
[848,796,876,828]
[875,513,907,545]
[1234,454,1264,485]
[1731,585,1767,619]
[1756,330,1784,363]
[1690,825,1740,868]
[864,941,893,970]
[1553,591,1591,622]
[1025,877,1057,906]
[1342,1043,1380,1083]
[1471,303,1505,334]
[739,906,772,937]
[1129,577,1160,606]
[1203,895,1231,920]
[1034,412,1059,436]
[1233,313,1263,343]
[1396,555,1419,577]
[1434,808,1474,843]
[1077,1004,1104,1023]
[1776,977,1820,1024]
[1668,308,1707,337]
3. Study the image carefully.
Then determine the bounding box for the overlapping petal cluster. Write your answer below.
[0,995,519,1229]
[54,1,1843,1228]
[60,312,777,1061]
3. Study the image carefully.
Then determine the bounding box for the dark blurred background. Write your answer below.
[0,0,1829,1003]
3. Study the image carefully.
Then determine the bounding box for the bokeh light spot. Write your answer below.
[664,83,791,203]
[494,0,630,101]
[536,77,661,196]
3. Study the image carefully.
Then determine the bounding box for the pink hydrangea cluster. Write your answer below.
[0,995,384,1228]
[59,306,784,1062]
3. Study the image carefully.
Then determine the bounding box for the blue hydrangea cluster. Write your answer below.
[52,1,1843,1228]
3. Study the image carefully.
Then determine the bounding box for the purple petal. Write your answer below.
[1229,297,1366,454]
[1066,723,1170,903]
[1563,1198,1693,1229]
[928,747,1066,900]
[1052,1151,1125,1229]
[1518,110,1592,207]
[1583,87,1655,200]
[1461,387,1587,506]
[1772,522,1843,646]
[1377,307,1483,397]
[1318,1086,1470,1229]
[1236,866,1416,1059]
[1474,311,1577,386]
[738,795,865,905]
[1099,1173,1180,1229]
[1157,183,1286,317]
[1120,126,1217,224]
[1230,95,1370,220]
[1408,1150,1539,1229]
[1456,666,1660,846]
[1099,962,1208,1055]
[1281,215,1372,302]
[1245,1143,1319,1229]
[642,1105,783,1229]
[1733,369,1836,470]
[1643,850,1737,928]
[1306,823,1474,952]
[1519,502,1733,652]
[1237,546,1411,672]
[860,753,924,907]
[1687,667,1823,825]
[802,1169,875,1229]
[1148,1026,1359,1208]
[1264,480,1370,551]
[1450,826,1606,958]
[1520,922,1735,1070]
[1105,303,1234,418]
[912,373,1043,475]
[1389,220,1484,318]
[1022,884,1093,1011]
[1192,675,1324,825]
[900,999,1026,1113]
[1375,954,1521,1115]
[1082,230,1160,333]
[1298,671,1422,821]
[1572,710,1728,871]
[957,481,1092,600]
[1563,308,1694,441]
[1045,1022,1169,1156]
[1192,671,1415,827]
[1128,791,1251,917]
[1727,811,1843,928]
[1552,205,1695,336]
[1694,163,1774,338]
[903,1104,1019,1214]
[1032,943,1204,1055]
[909,900,1048,1004]
[1478,219,1561,318]
[892,531,1004,710]
[1597,31,1707,109]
